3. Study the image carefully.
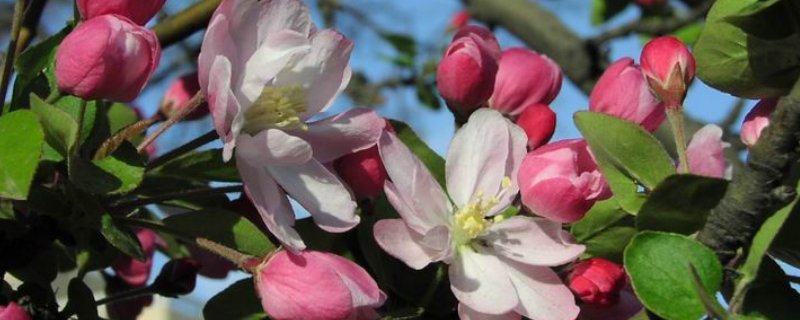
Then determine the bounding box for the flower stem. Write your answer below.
[95,286,156,306]
[109,185,242,209]
[667,107,690,173]
[419,262,447,308]
[73,99,87,158]
[136,92,206,154]
[196,238,258,272]
[146,129,218,170]
[0,0,27,115]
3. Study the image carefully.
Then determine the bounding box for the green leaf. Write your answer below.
[637,175,728,235]
[571,199,636,263]
[150,149,240,182]
[380,32,417,69]
[0,110,45,200]
[101,214,145,261]
[135,177,232,211]
[204,278,266,320]
[163,208,275,257]
[55,96,97,147]
[624,231,723,320]
[591,0,631,25]
[732,193,797,304]
[30,94,78,156]
[11,26,69,110]
[694,0,800,98]
[389,120,446,188]
[415,80,441,110]
[8,245,59,288]
[574,112,676,214]
[69,141,145,195]
[64,279,100,320]
[107,103,140,134]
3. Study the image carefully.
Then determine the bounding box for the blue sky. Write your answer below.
[2,0,792,317]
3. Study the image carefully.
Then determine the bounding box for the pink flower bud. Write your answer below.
[77,0,166,25]
[152,258,201,297]
[589,58,665,132]
[567,258,626,306]
[437,25,500,115]
[634,0,666,6]
[160,73,209,120]
[112,229,159,287]
[450,10,470,30]
[490,48,562,117]
[640,36,696,108]
[256,250,386,320]
[518,139,612,223]
[55,15,161,103]
[515,103,556,150]
[681,124,730,179]
[0,303,33,320]
[741,98,778,148]
[334,146,387,200]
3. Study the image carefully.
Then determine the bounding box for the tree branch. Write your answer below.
[592,0,713,44]
[152,0,221,47]
[698,79,800,264]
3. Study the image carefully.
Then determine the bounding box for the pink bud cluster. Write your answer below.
[56,0,165,102]
[567,259,643,320]
[0,303,33,320]
[437,25,561,149]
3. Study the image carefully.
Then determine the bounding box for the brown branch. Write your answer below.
[592,0,713,44]
[152,0,221,48]
[698,79,800,264]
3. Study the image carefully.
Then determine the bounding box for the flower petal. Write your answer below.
[199,12,238,94]
[379,131,451,227]
[446,109,510,207]
[493,117,528,214]
[373,219,444,270]
[384,181,449,234]
[236,158,305,251]
[239,29,311,104]
[503,261,580,320]
[236,129,312,167]
[458,304,521,320]
[482,216,584,266]
[268,160,359,233]
[274,29,353,118]
[206,56,242,161]
[449,248,518,315]
[682,124,730,179]
[288,108,384,163]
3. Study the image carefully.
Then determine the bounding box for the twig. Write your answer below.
[152,0,221,47]
[0,0,27,114]
[698,78,800,264]
[592,0,714,44]
[146,129,218,170]
[136,92,205,154]
[109,185,242,209]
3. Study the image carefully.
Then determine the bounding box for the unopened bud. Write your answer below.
[152,258,200,297]
[640,36,696,109]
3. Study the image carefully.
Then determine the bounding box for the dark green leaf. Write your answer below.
[571,199,636,263]
[416,80,441,110]
[163,208,275,257]
[64,279,100,320]
[694,0,800,98]
[389,120,446,188]
[574,112,675,214]
[150,149,240,182]
[624,231,723,320]
[204,278,266,320]
[136,177,232,211]
[637,175,728,235]
[0,110,45,200]
[107,103,140,134]
[30,94,78,156]
[54,96,97,147]
[69,141,145,195]
[8,246,59,288]
[591,0,631,25]
[101,214,145,261]
[742,258,800,320]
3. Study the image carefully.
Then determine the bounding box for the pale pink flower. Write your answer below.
[518,139,612,223]
[681,124,731,179]
[589,58,665,132]
[741,98,778,148]
[77,0,166,25]
[489,48,562,117]
[198,0,384,251]
[256,250,386,320]
[55,14,161,102]
[375,109,583,320]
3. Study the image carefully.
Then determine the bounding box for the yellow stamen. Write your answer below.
[242,85,308,134]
